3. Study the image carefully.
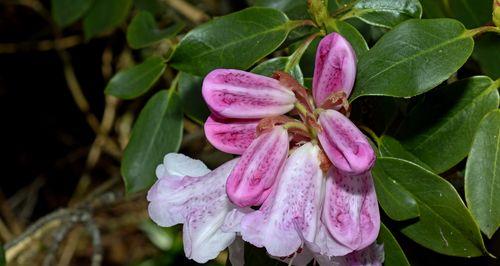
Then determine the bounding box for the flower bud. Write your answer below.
[226,126,289,207]
[204,115,258,155]
[317,109,375,174]
[203,69,296,119]
[313,33,356,106]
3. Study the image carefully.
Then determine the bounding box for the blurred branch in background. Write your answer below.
[0,0,219,265]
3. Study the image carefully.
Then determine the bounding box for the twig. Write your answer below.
[57,228,82,266]
[163,0,209,24]
[0,35,83,54]
[43,221,75,266]
[84,216,103,266]
[0,218,13,242]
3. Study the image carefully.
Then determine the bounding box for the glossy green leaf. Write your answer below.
[83,0,133,40]
[377,223,410,266]
[325,18,369,57]
[253,0,309,19]
[465,109,500,238]
[344,0,422,29]
[251,57,304,85]
[134,0,166,15]
[398,76,499,174]
[169,7,297,76]
[419,0,447,18]
[253,0,342,19]
[51,0,93,27]
[379,135,433,171]
[351,19,474,100]
[447,0,492,28]
[372,159,420,221]
[127,11,184,49]
[105,57,166,99]
[178,72,209,125]
[122,90,183,193]
[473,35,500,79]
[377,157,488,257]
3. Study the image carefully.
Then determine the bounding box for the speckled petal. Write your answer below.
[240,143,324,257]
[204,115,258,155]
[147,158,239,263]
[202,69,296,119]
[318,110,375,175]
[313,32,356,106]
[308,223,353,257]
[323,169,380,251]
[226,126,289,207]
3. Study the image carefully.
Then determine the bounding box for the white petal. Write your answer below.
[157,153,210,178]
[240,143,324,257]
[147,158,239,263]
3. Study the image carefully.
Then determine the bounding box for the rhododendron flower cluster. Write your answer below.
[147,32,383,265]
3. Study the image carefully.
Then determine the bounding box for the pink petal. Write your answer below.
[322,169,380,251]
[204,115,258,155]
[147,158,239,263]
[226,126,289,207]
[318,110,375,175]
[240,143,324,257]
[313,33,356,106]
[202,69,296,119]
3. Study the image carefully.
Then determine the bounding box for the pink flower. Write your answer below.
[147,32,382,265]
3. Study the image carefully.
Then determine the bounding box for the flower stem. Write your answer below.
[358,125,380,146]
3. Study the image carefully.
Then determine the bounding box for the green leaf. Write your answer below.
[377,157,488,257]
[253,0,309,19]
[127,11,184,49]
[122,90,183,193]
[251,57,304,85]
[178,72,209,124]
[473,35,500,79]
[372,159,420,221]
[83,0,133,40]
[351,18,474,100]
[379,135,433,171]
[447,0,492,28]
[465,109,500,238]
[326,18,369,57]
[105,57,166,100]
[377,223,410,266]
[169,7,296,76]
[419,0,447,18]
[398,76,499,174]
[344,0,423,29]
[51,0,93,27]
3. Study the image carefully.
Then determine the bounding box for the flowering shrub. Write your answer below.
[109,0,500,265]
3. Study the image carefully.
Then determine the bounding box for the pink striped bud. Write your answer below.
[226,126,289,207]
[313,33,356,107]
[318,109,375,174]
[203,69,296,119]
[204,115,258,155]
